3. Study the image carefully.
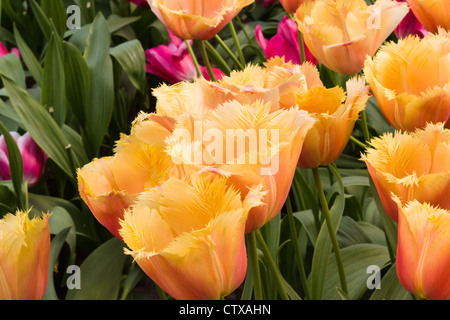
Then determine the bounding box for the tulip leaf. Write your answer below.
[0,120,23,210]
[110,39,147,93]
[322,244,391,300]
[369,262,413,300]
[49,206,77,261]
[40,0,67,39]
[44,226,71,300]
[0,51,26,89]
[42,32,66,126]
[293,209,318,246]
[29,0,52,41]
[65,237,127,300]
[13,24,43,86]
[83,12,114,158]
[310,165,346,300]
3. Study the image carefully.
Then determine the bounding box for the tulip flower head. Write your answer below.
[396,199,450,300]
[279,0,313,13]
[127,0,149,8]
[0,42,19,59]
[407,0,450,34]
[362,123,450,222]
[148,0,255,40]
[0,132,48,187]
[295,0,410,75]
[0,210,51,300]
[255,15,317,65]
[146,29,225,83]
[296,76,370,169]
[394,0,428,39]
[364,30,450,131]
[119,172,264,300]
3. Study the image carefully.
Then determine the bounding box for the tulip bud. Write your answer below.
[0,210,51,300]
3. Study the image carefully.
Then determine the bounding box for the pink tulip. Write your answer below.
[0,132,48,187]
[394,0,428,39]
[0,42,19,59]
[255,16,317,65]
[146,29,225,83]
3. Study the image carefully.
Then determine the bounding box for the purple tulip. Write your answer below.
[146,29,225,83]
[126,0,149,8]
[394,0,428,39]
[0,132,48,187]
[255,16,317,65]
[258,0,277,6]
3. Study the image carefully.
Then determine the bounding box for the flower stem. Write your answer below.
[350,135,369,149]
[288,13,306,64]
[360,110,371,143]
[198,40,216,82]
[286,195,311,300]
[214,34,244,70]
[204,41,232,75]
[155,283,168,300]
[255,229,290,300]
[246,231,263,300]
[228,20,246,66]
[312,166,349,296]
[185,40,203,77]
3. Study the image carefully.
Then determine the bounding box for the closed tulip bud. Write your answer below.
[119,173,264,300]
[361,123,450,222]
[295,0,409,75]
[0,132,48,187]
[77,114,176,240]
[0,210,51,300]
[396,199,450,300]
[407,0,450,33]
[364,30,450,131]
[297,76,370,169]
[148,0,255,40]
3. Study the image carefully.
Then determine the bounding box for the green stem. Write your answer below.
[204,41,232,75]
[185,40,203,77]
[312,167,349,296]
[198,40,216,82]
[288,13,306,64]
[350,135,368,150]
[235,15,266,64]
[155,284,168,300]
[255,229,290,300]
[246,232,263,300]
[214,34,244,71]
[228,20,246,66]
[360,110,371,143]
[286,196,311,300]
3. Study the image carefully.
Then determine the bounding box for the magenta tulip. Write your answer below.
[126,0,149,8]
[0,132,47,187]
[0,42,19,59]
[394,0,428,39]
[255,15,317,65]
[146,29,225,83]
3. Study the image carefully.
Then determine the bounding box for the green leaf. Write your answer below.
[13,24,43,86]
[0,75,75,180]
[42,32,66,126]
[83,12,114,158]
[370,263,413,300]
[62,124,89,168]
[48,206,77,259]
[322,244,391,300]
[0,52,26,89]
[110,39,147,93]
[337,216,373,248]
[0,121,23,209]
[293,209,318,246]
[40,0,67,38]
[65,237,127,300]
[29,0,52,41]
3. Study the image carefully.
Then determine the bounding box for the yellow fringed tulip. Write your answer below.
[148,0,255,40]
[364,31,450,131]
[407,0,450,33]
[295,0,409,75]
[361,123,450,222]
[119,173,264,300]
[77,114,176,240]
[396,200,450,300]
[297,76,370,169]
[0,211,51,300]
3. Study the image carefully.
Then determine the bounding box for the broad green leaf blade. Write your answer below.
[370,262,413,300]
[0,74,74,179]
[13,24,43,86]
[293,209,318,246]
[43,227,71,300]
[110,39,147,93]
[0,52,26,89]
[62,41,90,126]
[83,13,114,158]
[40,0,67,38]
[0,121,23,209]
[322,244,391,300]
[42,32,66,126]
[65,237,127,300]
[29,0,52,40]
[62,124,89,168]
[337,216,373,248]
[48,206,77,260]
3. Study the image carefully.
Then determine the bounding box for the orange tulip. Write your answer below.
[407,0,450,33]
[0,210,51,300]
[297,76,370,169]
[295,0,409,75]
[396,199,450,300]
[364,31,450,131]
[279,0,314,13]
[77,113,176,240]
[119,172,264,300]
[148,0,255,40]
[361,123,450,222]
